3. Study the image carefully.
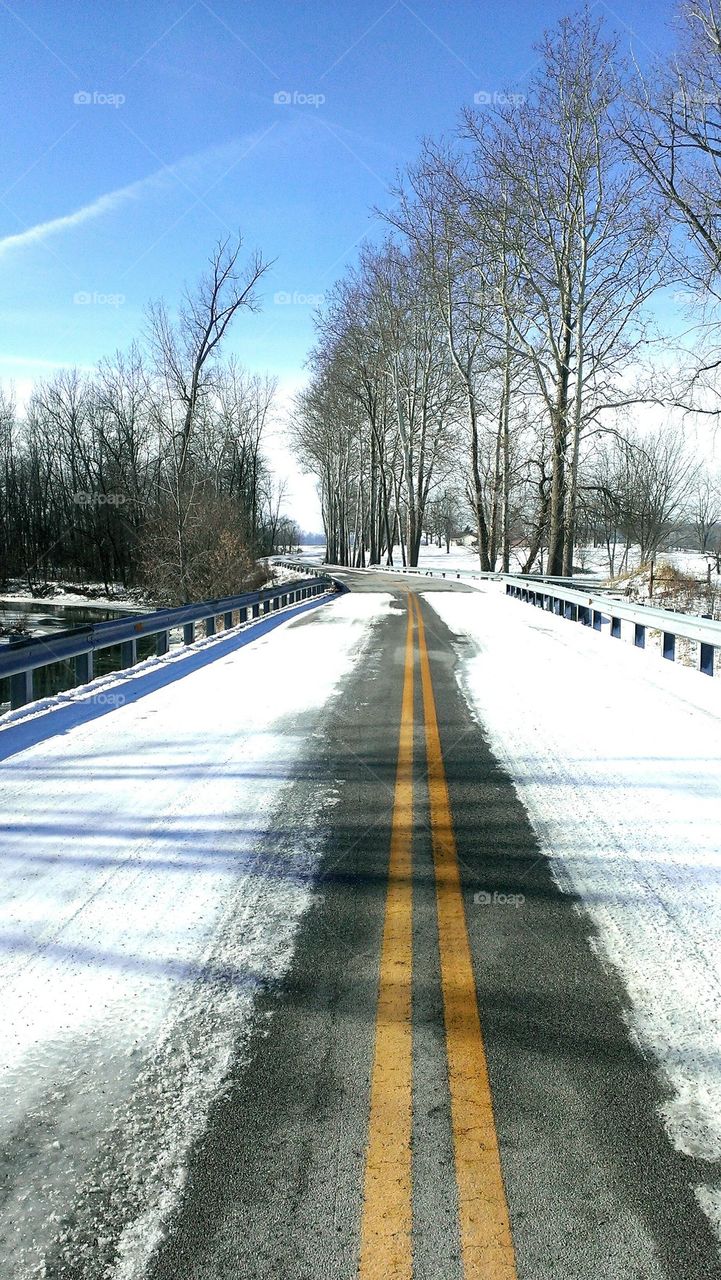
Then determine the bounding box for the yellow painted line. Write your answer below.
[358,598,415,1280]
[412,594,517,1280]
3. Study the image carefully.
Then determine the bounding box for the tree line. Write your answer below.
[0,237,300,603]
[292,2,721,574]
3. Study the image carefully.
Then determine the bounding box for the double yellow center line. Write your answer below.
[359,594,517,1280]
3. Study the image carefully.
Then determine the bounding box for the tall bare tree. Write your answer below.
[146,235,271,598]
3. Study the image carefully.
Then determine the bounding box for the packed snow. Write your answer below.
[424,584,721,1243]
[0,590,391,1279]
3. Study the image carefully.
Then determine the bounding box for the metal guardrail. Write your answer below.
[0,575,331,710]
[505,579,721,676]
[274,559,497,583]
[336,560,615,590]
[272,559,322,575]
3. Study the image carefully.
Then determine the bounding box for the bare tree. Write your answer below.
[693,470,721,551]
[463,10,667,574]
[621,1,721,413]
[147,235,271,598]
[618,426,698,563]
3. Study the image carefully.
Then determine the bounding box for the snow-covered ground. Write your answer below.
[0,582,150,611]
[294,538,721,587]
[389,543,485,573]
[0,590,391,1279]
[0,563,298,615]
[425,584,721,1243]
[0,591,144,613]
[409,541,721,583]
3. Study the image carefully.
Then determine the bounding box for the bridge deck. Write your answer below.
[1,575,720,1278]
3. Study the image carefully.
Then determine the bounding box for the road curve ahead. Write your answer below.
[148,572,720,1280]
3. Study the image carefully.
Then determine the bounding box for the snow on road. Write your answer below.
[425,585,721,1242]
[0,591,391,1280]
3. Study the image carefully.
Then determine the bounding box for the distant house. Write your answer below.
[454,526,476,548]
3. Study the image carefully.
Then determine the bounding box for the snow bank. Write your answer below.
[425,586,721,1243]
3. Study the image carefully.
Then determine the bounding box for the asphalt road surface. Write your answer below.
[146,571,721,1280]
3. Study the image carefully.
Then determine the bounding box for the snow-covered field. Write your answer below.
[0,591,390,1279]
[425,584,721,1242]
[317,538,721,586]
[408,540,721,583]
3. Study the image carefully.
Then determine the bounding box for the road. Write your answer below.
[140,571,720,1280]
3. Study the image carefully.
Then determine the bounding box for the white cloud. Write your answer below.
[0,136,262,261]
[0,185,145,259]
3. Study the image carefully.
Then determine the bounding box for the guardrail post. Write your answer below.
[120,639,137,668]
[611,616,621,639]
[662,632,676,662]
[272,596,280,611]
[634,623,646,649]
[10,666,33,710]
[156,631,169,656]
[700,641,715,677]
[183,623,195,645]
[252,602,260,619]
[205,616,216,637]
[75,651,93,684]
[239,606,248,624]
[224,611,233,630]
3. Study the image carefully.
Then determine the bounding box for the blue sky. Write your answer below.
[0,0,676,527]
